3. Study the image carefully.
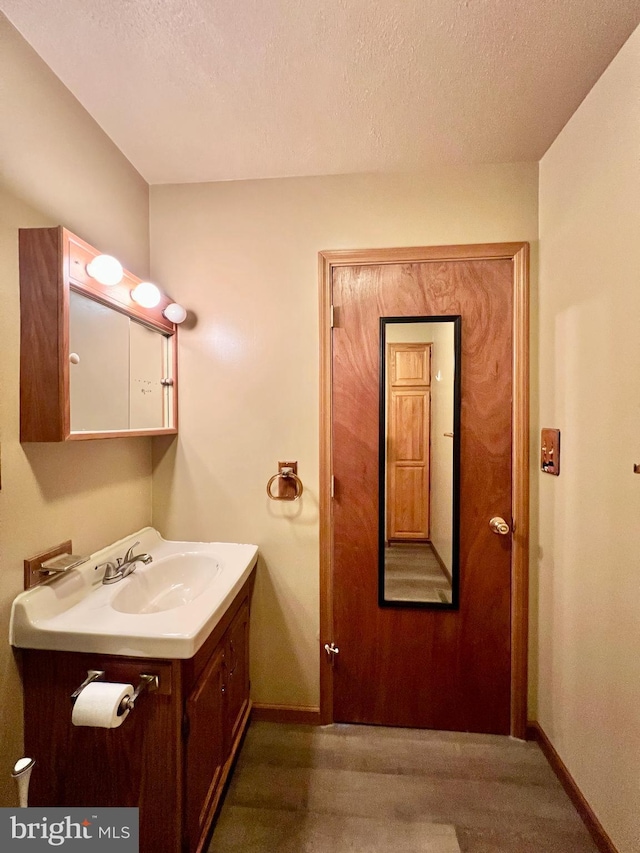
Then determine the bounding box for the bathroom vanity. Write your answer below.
[11,530,257,853]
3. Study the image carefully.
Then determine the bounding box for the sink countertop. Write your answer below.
[10,527,258,659]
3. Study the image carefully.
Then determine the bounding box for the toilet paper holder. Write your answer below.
[71,670,159,714]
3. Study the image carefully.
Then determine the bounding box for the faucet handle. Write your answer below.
[123,541,141,563]
[96,560,118,580]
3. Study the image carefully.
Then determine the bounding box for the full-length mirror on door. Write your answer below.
[379,316,461,608]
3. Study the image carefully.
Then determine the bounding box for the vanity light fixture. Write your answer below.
[86,254,123,286]
[131,282,161,308]
[162,302,187,324]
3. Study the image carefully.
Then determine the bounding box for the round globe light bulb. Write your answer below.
[131,282,161,308]
[86,254,123,286]
[162,302,187,324]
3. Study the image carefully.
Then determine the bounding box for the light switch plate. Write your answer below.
[541,428,560,475]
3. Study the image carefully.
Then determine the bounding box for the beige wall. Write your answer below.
[0,14,149,275]
[425,323,455,568]
[150,165,539,709]
[538,24,640,853]
[0,17,152,806]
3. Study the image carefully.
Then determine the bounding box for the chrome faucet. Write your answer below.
[98,541,153,585]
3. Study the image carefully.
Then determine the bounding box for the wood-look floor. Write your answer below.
[384,542,452,603]
[209,722,599,853]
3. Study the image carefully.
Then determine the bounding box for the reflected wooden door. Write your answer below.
[387,343,431,541]
[329,252,526,735]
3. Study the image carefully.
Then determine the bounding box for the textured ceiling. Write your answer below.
[2,0,639,184]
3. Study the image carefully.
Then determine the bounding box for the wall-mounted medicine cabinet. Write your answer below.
[19,227,178,442]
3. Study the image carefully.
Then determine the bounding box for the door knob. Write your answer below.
[489,516,510,535]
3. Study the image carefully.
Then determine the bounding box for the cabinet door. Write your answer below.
[185,645,225,850]
[225,599,250,749]
[69,291,130,431]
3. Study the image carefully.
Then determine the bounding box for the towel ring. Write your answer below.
[266,467,304,501]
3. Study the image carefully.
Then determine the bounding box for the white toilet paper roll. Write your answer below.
[71,682,134,728]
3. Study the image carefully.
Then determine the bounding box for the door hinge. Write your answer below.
[330,475,335,498]
[330,305,335,328]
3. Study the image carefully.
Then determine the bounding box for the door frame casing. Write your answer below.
[319,243,530,738]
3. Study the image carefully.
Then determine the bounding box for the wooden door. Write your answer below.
[330,255,522,735]
[387,343,431,541]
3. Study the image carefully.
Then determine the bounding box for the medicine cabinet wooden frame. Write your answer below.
[19,227,179,441]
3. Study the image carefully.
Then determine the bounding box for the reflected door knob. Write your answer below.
[489,516,511,535]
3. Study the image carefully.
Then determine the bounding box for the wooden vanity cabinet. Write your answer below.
[224,599,251,747]
[21,569,255,853]
[185,645,227,849]
[184,600,250,847]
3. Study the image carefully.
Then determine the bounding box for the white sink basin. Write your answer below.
[111,554,220,615]
[10,528,258,659]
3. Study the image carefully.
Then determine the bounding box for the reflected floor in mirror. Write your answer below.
[209,722,599,853]
[384,542,452,603]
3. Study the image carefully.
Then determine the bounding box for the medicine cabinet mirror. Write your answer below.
[19,227,178,442]
[379,316,461,609]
